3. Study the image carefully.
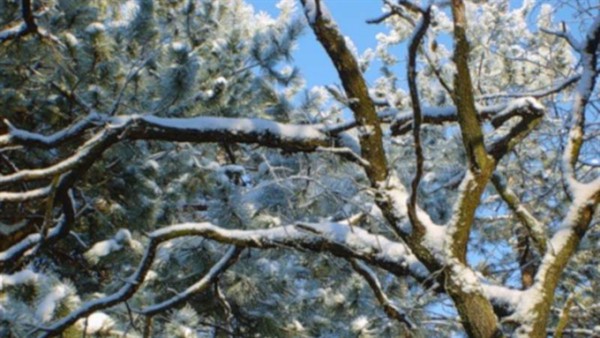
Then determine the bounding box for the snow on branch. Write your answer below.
[388,98,544,137]
[0,114,361,203]
[39,221,424,336]
[1,114,331,152]
[136,115,328,147]
[0,21,29,43]
[0,129,110,187]
[0,185,51,202]
[316,146,370,167]
[0,0,60,45]
[486,98,546,162]
[152,222,427,278]
[0,127,120,204]
[0,187,74,271]
[512,185,600,334]
[0,113,102,149]
[540,26,582,51]
[39,236,161,337]
[84,229,141,265]
[366,0,425,25]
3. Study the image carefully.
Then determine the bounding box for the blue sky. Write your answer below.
[248,0,388,88]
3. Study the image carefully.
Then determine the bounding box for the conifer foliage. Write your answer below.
[0,0,599,337]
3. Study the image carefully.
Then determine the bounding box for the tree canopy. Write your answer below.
[0,0,599,337]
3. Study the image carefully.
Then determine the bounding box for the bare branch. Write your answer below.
[21,0,37,31]
[477,74,580,101]
[138,246,242,316]
[406,6,432,234]
[540,26,582,51]
[554,294,574,338]
[349,259,415,329]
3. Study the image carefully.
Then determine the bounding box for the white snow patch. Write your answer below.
[77,312,115,334]
[85,22,106,35]
[0,269,40,289]
[140,115,326,142]
[303,0,333,24]
[84,229,138,264]
[36,284,71,322]
[351,315,369,332]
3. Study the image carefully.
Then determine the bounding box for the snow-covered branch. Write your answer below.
[513,25,600,325]
[152,222,426,278]
[39,235,161,337]
[512,185,599,335]
[0,21,29,44]
[0,129,111,187]
[0,0,58,45]
[0,185,52,202]
[388,98,544,137]
[0,114,359,202]
[0,113,102,149]
[0,187,74,273]
[39,221,424,336]
[540,26,582,51]
[486,98,546,162]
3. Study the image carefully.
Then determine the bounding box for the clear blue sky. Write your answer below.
[248,0,387,88]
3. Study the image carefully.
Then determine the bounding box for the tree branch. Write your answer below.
[138,246,242,316]
[562,17,600,185]
[349,259,415,329]
[0,113,101,149]
[38,221,423,336]
[300,0,388,184]
[540,26,582,51]
[406,6,432,235]
[0,0,51,44]
[491,173,547,255]
[450,0,490,173]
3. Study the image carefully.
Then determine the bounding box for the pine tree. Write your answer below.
[1,0,599,337]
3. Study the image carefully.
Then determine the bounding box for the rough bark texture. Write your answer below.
[300,0,388,185]
[446,1,502,336]
[528,195,599,337]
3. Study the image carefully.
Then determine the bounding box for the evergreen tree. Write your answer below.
[0,0,599,337]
